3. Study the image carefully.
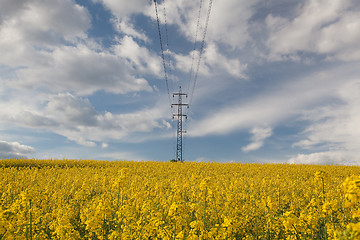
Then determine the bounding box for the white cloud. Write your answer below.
[203,43,247,78]
[316,12,360,61]
[32,145,148,161]
[144,0,199,36]
[0,0,28,19]
[94,150,148,161]
[242,126,272,152]
[93,0,148,18]
[1,0,360,164]
[0,0,90,66]
[0,93,170,146]
[287,151,360,165]
[96,0,251,81]
[188,63,358,137]
[101,142,108,148]
[76,137,97,147]
[145,0,258,49]
[173,43,247,79]
[95,0,360,66]
[0,1,154,96]
[0,1,165,149]
[282,64,360,166]
[5,43,153,96]
[112,17,149,42]
[95,0,251,81]
[193,157,209,162]
[0,140,34,159]
[45,93,98,126]
[93,0,153,44]
[293,78,360,157]
[207,0,259,49]
[113,36,162,77]
[266,0,360,61]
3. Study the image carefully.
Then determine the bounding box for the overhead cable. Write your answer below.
[163,0,172,80]
[189,0,213,106]
[187,0,204,95]
[154,0,172,107]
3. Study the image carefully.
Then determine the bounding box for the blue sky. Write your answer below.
[1,0,360,164]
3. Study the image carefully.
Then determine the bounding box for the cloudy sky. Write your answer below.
[0,0,359,164]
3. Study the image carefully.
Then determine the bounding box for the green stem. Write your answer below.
[292,224,300,240]
[278,185,281,211]
[0,228,7,240]
[29,199,32,240]
[173,221,176,240]
[322,178,325,202]
[204,190,208,238]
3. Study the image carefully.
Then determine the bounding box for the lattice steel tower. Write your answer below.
[172,86,188,162]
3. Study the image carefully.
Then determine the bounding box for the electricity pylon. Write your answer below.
[172,86,188,162]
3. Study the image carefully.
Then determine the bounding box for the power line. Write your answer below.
[155,0,177,160]
[189,0,213,106]
[187,0,204,95]
[154,0,172,107]
[153,0,214,162]
[163,0,173,93]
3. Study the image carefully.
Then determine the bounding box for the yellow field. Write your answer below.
[1,159,360,239]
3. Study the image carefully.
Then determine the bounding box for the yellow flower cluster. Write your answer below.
[1,159,360,239]
[336,176,360,239]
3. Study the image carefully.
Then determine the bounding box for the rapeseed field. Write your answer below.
[1,159,360,239]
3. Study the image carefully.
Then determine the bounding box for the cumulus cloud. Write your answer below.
[98,0,251,79]
[266,0,360,61]
[93,0,148,18]
[242,127,272,152]
[0,140,35,159]
[93,0,153,45]
[173,43,247,79]
[0,0,90,66]
[2,0,360,163]
[0,0,155,96]
[291,78,360,164]
[144,0,258,49]
[287,151,360,165]
[5,42,153,96]
[1,93,170,146]
[317,12,360,61]
[113,36,162,77]
[206,0,259,49]
[101,143,109,149]
[95,150,148,161]
[45,93,98,126]
[0,0,169,149]
[112,17,149,42]
[193,157,209,162]
[188,63,358,137]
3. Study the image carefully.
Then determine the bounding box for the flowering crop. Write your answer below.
[1,159,360,239]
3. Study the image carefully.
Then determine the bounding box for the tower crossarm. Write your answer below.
[173,93,187,97]
[172,104,189,106]
[173,114,187,119]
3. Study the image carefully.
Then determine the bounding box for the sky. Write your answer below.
[0,0,360,165]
